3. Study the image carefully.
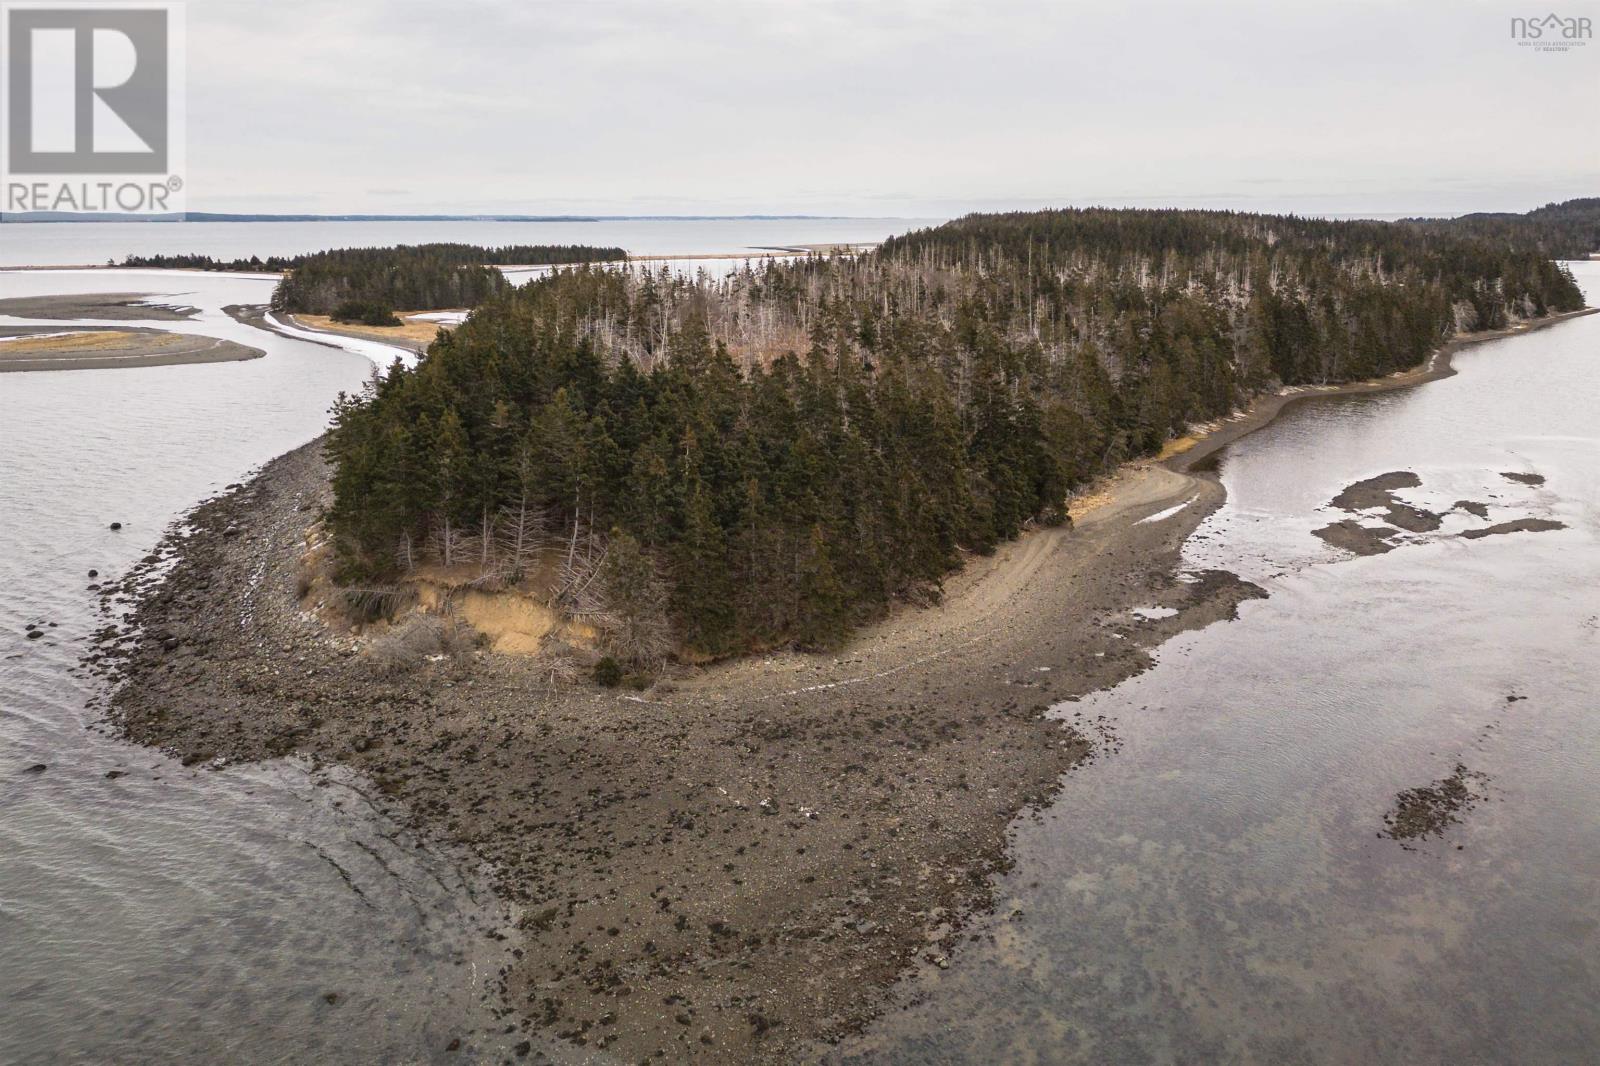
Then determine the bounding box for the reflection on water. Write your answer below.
[839,265,1600,1065]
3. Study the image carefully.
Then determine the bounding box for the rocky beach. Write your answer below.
[86,307,1594,1062]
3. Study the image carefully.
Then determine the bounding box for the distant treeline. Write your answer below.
[1404,198,1600,261]
[119,243,628,316]
[324,202,1592,659]
[119,251,298,271]
[272,245,624,317]
[120,243,626,272]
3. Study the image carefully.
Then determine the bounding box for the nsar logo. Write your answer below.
[1510,12,1592,51]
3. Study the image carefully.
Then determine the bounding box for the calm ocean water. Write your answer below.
[839,263,1600,1065]
[0,269,530,1064]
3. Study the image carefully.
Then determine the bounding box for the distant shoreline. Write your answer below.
[0,212,897,224]
[1,246,877,274]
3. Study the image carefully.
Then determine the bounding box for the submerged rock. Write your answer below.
[1313,520,1396,556]
[1383,502,1442,533]
[1325,471,1441,536]
[1459,518,1566,540]
[1382,763,1488,845]
[1330,471,1421,511]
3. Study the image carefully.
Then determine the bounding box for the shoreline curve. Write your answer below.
[85,303,1593,1064]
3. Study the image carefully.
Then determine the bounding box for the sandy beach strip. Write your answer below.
[276,310,455,353]
[221,306,421,369]
[0,326,262,372]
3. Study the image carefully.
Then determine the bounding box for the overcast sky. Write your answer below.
[185,0,1599,217]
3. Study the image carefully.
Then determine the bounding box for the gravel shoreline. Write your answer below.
[90,444,1256,1063]
[89,307,1591,1063]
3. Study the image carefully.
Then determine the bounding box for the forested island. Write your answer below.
[322,202,1594,664]
[1404,196,1600,260]
[122,243,627,322]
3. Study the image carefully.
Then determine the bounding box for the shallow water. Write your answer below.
[0,269,543,1064]
[838,264,1600,1065]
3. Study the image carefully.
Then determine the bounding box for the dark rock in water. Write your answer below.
[1313,520,1396,556]
[1453,500,1490,519]
[24,763,47,773]
[1459,518,1566,540]
[1382,763,1488,845]
[26,630,44,639]
[109,522,122,531]
[87,569,99,578]
[25,623,36,631]
[1327,471,1441,534]
[1499,471,1545,486]
[1382,502,1442,533]
[322,992,340,1005]
[1330,471,1421,511]
[104,770,128,779]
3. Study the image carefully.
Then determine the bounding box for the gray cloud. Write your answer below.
[184,0,1599,215]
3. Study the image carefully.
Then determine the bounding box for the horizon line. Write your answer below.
[0,212,911,225]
